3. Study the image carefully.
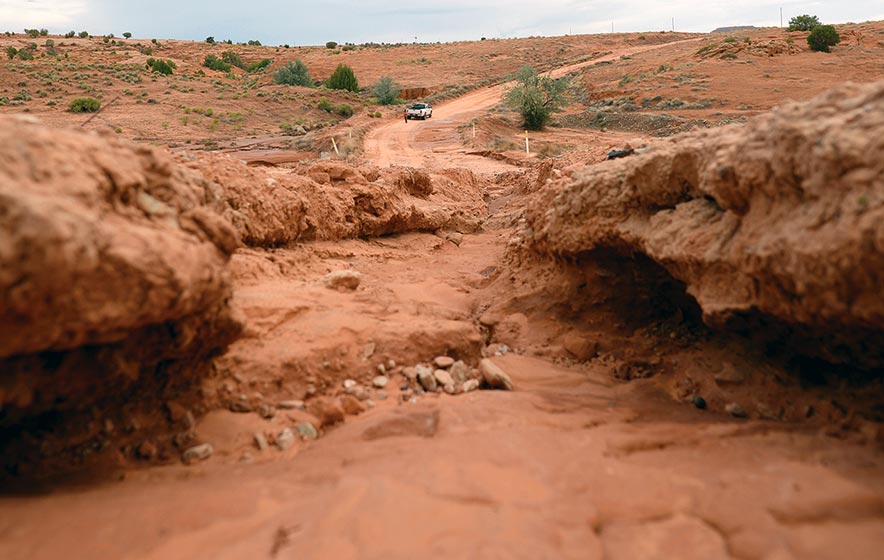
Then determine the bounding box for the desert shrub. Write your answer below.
[372,76,400,105]
[24,29,40,38]
[721,53,737,60]
[247,58,272,73]
[78,31,89,38]
[204,54,231,72]
[69,97,101,112]
[505,66,569,130]
[205,36,215,44]
[373,111,382,118]
[326,41,338,49]
[342,45,355,51]
[326,63,358,92]
[123,32,132,39]
[17,49,34,61]
[335,103,354,116]
[807,25,840,52]
[6,46,17,59]
[788,14,821,31]
[146,57,176,75]
[44,39,54,47]
[151,38,157,44]
[65,31,76,38]
[39,28,48,36]
[317,97,333,112]
[247,39,261,46]
[273,59,312,86]
[723,37,737,43]
[221,50,245,69]
[102,36,110,44]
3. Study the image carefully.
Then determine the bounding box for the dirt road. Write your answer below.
[363,40,701,169]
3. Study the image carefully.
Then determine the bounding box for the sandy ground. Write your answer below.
[1,34,883,560]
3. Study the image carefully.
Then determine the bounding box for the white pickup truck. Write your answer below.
[405,102,432,120]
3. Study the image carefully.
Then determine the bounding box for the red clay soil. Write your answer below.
[0,32,883,560]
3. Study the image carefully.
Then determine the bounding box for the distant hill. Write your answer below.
[712,25,758,33]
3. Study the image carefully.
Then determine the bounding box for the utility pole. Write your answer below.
[672,17,675,32]
[780,8,783,27]
[611,22,614,33]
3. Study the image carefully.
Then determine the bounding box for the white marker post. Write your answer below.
[472,123,476,138]
[331,137,340,156]
[525,130,530,154]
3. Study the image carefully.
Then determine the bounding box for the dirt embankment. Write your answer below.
[0,116,487,475]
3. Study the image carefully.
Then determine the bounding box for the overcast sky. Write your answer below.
[2,1,882,45]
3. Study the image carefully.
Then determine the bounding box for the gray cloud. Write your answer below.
[1,0,881,44]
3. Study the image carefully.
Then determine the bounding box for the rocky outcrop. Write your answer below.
[520,80,884,368]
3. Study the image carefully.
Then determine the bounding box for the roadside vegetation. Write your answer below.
[505,66,569,130]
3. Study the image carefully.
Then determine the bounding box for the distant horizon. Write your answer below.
[2,1,882,47]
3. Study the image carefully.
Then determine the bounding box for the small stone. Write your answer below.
[562,332,599,361]
[402,366,418,381]
[278,400,305,410]
[443,383,456,395]
[353,386,371,401]
[434,356,455,369]
[462,379,480,393]
[362,342,376,359]
[726,402,748,418]
[296,422,318,440]
[417,365,437,392]
[434,369,454,387]
[136,440,157,460]
[276,428,296,451]
[449,361,470,384]
[305,384,317,397]
[366,400,376,409]
[446,232,464,246]
[229,401,252,413]
[182,443,213,464]
[323,270,361,291]
[377,364,387,375]
[692,396,707,410]
[310,397,345,427]
[387,359,397,369]
[480,359,514,391]
[254,432,269,451]
[714,367,746,385]
[376,390,388,401]
[341,395,366,415]
[165,401,188,423]
[240,452,253,464]
[183,411,196,430]
[258,404,276,419]
[343,379,358,390]
[372,375,389,388]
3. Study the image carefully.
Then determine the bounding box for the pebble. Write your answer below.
[296,422,318,440]
[726,402,748,418]
[278,400,306,410]
[402,367,418,381]
[182,443,213,464]
[376,390,388,401]
[343,379,358,390]
[443,383,456,395]
[258,404,276,419]
[341,395,366,415]
[434,356,455,369]
[449,361,470,384]
[377,364,386,375]
[387,359,397,369]
[434,369,454,387]
[136,440,157,460]
[311,398,345,427]
[462,379,480,393]
[692,396,707,410]
[276,428,296,451]
[229,401,253,413]
[322,270,361,291]
[254,432,269,451]
[372,375,389,388]
[417,365,438,392]
[479,359,514,391]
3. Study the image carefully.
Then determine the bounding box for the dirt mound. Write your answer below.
[518,80,884,370]
[178,155,487,247]
[0,116,243,474]
[697,37,803,59]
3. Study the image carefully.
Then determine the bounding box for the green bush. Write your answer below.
[40,29,48,36]
[5,46,17,59]
[317,97,333,112]
[221,50,245,69]
[326,63,358,92]
[788,14,821,31]
[146,57,176,75]
[273,60,312,86]
[247,58,272,73]
[17,49,34,61]
[78,31,89,38]
[204,54,231,72]
[807,25,840,52]
[65,31,76,38]
[69,97,101,113]
[24,29,40,38]
[372,76,400,105]
[123,32,132,39]
[206,36,215,44]
[335,103,354,117]
[326,41,338,49]
[505,66,569,130]
[247,39,261,46]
